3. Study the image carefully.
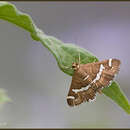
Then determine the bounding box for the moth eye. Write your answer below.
[72,65,75,68]
[72,62,75,66]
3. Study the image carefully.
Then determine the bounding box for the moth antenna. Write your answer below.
[61,64,73,70]
[76,47,81,65]
[74,56,78,64]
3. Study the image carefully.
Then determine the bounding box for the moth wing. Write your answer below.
[67,72,85,106]
[67,63,97,106]
[91,59,121,92]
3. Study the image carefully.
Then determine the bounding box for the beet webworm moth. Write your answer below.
[66,54,121,107]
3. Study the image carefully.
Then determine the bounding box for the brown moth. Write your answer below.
[67,57,121,107]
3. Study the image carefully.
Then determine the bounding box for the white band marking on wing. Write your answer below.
[72,84,90,93]
[83,75,89,81]
[89,96,96,102]
[109,58,112,67]
[92,64,105,83]
[67,96,75,99]
[72,64,105,94]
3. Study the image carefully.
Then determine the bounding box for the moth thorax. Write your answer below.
[72,62,80,71]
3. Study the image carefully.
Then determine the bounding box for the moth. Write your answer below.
[66,54,121,107]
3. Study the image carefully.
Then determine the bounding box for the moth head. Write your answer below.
[72,62,80,71]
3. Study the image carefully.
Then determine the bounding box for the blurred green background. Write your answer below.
[0,1,130,128]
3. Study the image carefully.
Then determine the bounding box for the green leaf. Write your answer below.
[0,88,11,104]
[36,33,98,76]
[0,1,130,114]
[103,81,130,114]
[0,2,35,33]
